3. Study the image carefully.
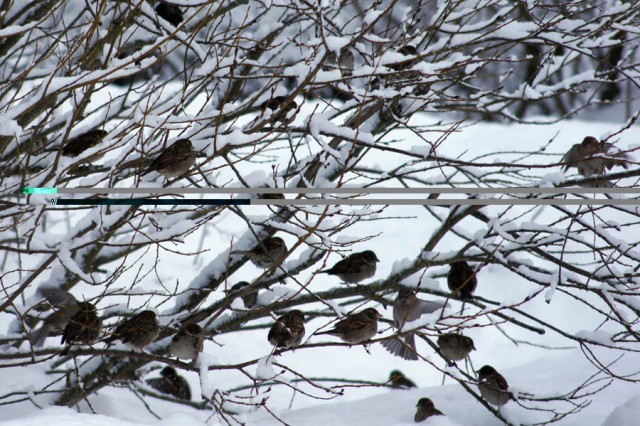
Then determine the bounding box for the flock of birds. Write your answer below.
[59,119,632,188]
[45,127,633,422]
[21,0,634,422]
[29,237,517,423]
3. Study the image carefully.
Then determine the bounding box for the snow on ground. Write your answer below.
[2,350,640,426]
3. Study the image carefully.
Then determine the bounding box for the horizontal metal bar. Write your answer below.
[52,198,249,206]
[45,198,640,206]
[46,187,640,194]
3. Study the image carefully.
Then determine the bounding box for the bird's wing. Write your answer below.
[602,143,631,169]
[560,145,581,170]
[381,335,418,360]
[325,257,350,274]
[334,314,367,332]
[418,299,445,315]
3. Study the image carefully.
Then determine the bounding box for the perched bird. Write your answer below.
[104,310,160,350]
[561,136,631,187]
[268,310,306,348]
[319,250,380,283]
[30,302,80,347]
[381,287,444,360]
[437,333,476,364]
[141,138,196,179]
[60,302,102,356]
[261,96,298,123]
[231,236,287,269]
[156,2,183,27]
[169,323,203,360]
[388,370,416,389]
[35,287,78,310]
[61,129,108,158]
[447,261,477,299]
[146,366,191,400]
[326,48,355,76]
[226,281,258,309]
[388,45,418,71]
[477,365,512,406]
[414,397,444,422]
[316,308,383,344]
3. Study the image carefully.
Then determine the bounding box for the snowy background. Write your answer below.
[2,1,640,425]
[2,111,640,425]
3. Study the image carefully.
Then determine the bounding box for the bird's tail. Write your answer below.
[381,334,418,360]
[585,178,613,188]
[59,345,71,357]
[230,250,249,256]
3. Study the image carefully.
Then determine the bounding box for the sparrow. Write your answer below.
[381,287,444,360]
[104,310,160,350]
[61,129,108,158]
[261,96,298,123]
[414,397,444,422]
[477,365,512,406]
[231,236,287,269]
[388,370,416,389]
[268,310,306,348]
[141,138,196,179]
[60,302,102,356]
[30,302,80,347]
[326,48,355,76]
[388,45,418,71]
[34,287,77,311]
[156,2,183,27]
[226,281,258,309]
[316,308,383,344]
[319,250,379,283]
[169,323,203,360]
[146,366,191,400]
[437,333,475,364]
[447,261,477,299]
[561,136,631,187]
